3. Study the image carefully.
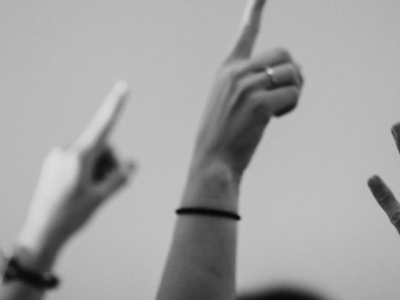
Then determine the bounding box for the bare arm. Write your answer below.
[0,82,135,300]
[156,1,303,299]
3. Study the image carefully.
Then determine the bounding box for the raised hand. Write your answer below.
[17,81,135,263]
[368,123,400,234]
[157,2,303,300]
[193,0,303,178]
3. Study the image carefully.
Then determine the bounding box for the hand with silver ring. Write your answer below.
[157,2,304,300]
[192,0,304,178]
[265,67,278,87]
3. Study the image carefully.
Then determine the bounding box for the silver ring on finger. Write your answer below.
[265,67,278,88]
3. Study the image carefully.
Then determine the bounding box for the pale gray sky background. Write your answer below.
[1,1,400,299]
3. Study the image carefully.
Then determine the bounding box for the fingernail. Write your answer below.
[114,80,129,95]
[367,175,380,189]
[391,123,400,140]
[390,211,400,225]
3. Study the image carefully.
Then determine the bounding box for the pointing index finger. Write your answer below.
[75,81,129,151]
[229,0,267,59]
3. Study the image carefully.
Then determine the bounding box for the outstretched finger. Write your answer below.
[368,175,400,234]
[75,81,129,151]
[228,0,267,60]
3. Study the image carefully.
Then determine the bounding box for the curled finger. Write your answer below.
[258,85,300,117]
[232,62,302,102]
[264,63,303,89]
[97,160,136,198]
[92,145,119,182]
[241,48,293,74]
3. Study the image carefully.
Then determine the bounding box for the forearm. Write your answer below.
[157,161,240,300]
[0,82,133,300]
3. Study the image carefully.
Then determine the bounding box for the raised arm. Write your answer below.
[0,82,135,300]
[156,1,303,300]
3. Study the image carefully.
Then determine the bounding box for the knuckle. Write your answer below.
[298,72,305,87]
[233,80,246,97]
[289,64,301,81]
[286,86,300,103]
[234,76,254,97]
[274,87,299,117]
[392,123,400,139]
[390,211,400,225]
[286,63,296,74]
[220,64,242,82]
[293,63,302,76]
[292,64,304,86]
[273,47,292,63]
[376,191,390,205]
[285,64,298,83]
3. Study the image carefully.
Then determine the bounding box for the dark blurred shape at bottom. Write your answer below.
[237,285,329,300]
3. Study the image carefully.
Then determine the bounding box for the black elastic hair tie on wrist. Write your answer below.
[176,207,241,221]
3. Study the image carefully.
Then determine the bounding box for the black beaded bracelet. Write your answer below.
[0,247,59,290]
[176,207,241,221]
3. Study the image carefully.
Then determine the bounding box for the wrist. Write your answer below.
[191,153,243,182]
[0,245,60,290]
[16,226,62,272]
[182,158,241,212]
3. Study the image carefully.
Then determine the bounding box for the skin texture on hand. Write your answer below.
[16,81,135,270]
[368,122,400,234]
[192,1,303,180]
[0,81,135,300]
[157,1,303,300]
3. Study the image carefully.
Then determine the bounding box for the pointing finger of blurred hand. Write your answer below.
[75,81,129,152]
[228,0,267,60]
